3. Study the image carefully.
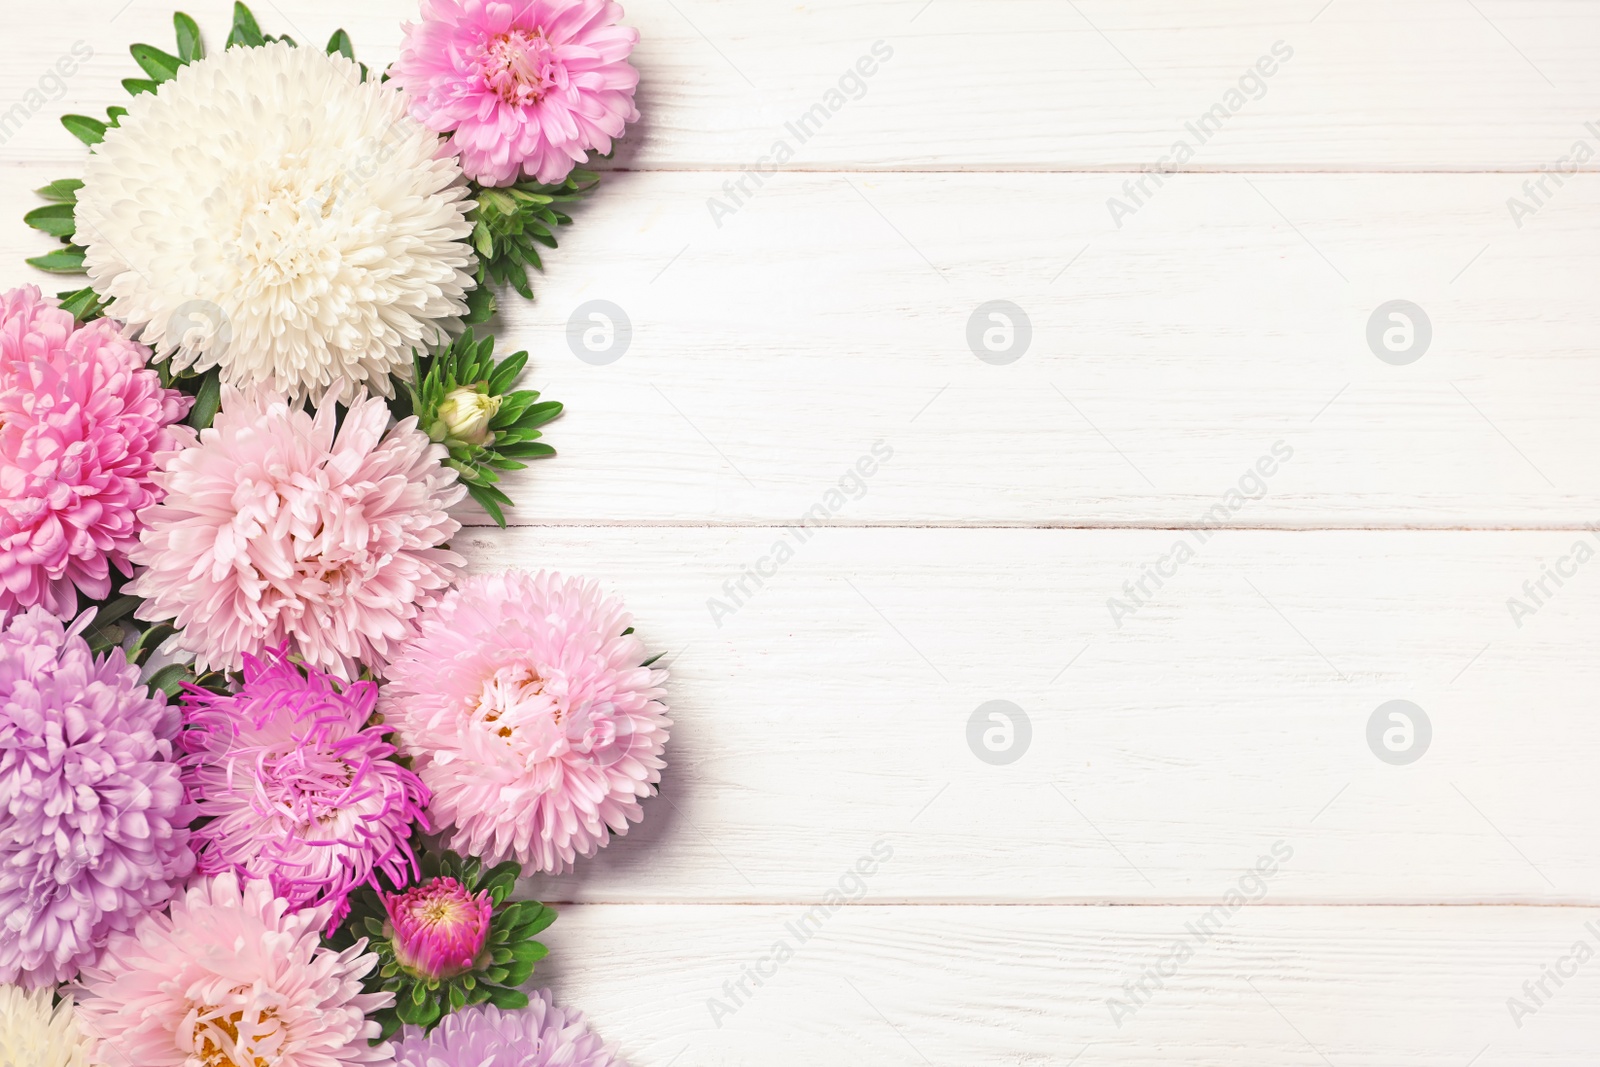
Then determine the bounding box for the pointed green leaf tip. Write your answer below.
[129,43,182,83]
[327,29,355,60]
[60,114,106,147]
[24,204,76,239]
[227,2,265,48]
[174,13,205,64]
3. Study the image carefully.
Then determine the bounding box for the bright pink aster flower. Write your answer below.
[0,285,193,616]
[383,570,670,873]
[127,387,465,679]
[180,646,430,931]
[382,877,493,980]
[73,872,394,1067]
[391,0,641,186]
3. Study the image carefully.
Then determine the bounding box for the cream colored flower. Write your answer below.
[0,985,90,1067]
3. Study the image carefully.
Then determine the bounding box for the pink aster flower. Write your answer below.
[127,387,465,679]
[73,871,393,1067]
[383,570,670,873]
[382,877,492,980]
[391,997,625,1067]
[0,605,194,989]
[0,284,193,616]
[180,646,430,930]
[392,0,641,186]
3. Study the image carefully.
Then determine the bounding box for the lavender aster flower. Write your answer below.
[180,646,430,930]
[0,606,194,988]
[390,997,626,1067]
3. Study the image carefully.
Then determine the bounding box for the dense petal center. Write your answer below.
[479,30,560,105]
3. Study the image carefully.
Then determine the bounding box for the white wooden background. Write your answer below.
[5,1,1600,1063]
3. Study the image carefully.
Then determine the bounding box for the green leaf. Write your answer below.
[145,663,191,699]
[464,285,497,325]
[128,623,176,667]
[60,115,107,146]
[174,12,204,63]
[24,204,76,239]
[105,106,128,126]
[227,2,265,48]
[486,351,528,394]
[327,28,354,60]
[56,286,105,322]
[187,369,222,430]
[27,248,87,274]
[519,904,557,937]
[34,179,82,203]
[640,651,666,668]
[129,43,183,83]
[483,985,528,1009]
[465,484,507,527]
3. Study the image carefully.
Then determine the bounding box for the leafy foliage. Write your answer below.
[403,330,562,526]
[468,171,599,305]
[328,851,555,1040]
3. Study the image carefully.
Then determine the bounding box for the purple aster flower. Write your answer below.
[0,606,194,987]
[391,997,627,1067]
[180,645,430,930]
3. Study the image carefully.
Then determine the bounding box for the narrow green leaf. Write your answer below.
[187,369,222,430]
[60,115,107,147]
[640,651,666,668]
[465,484,507,527]
[122,77,160,96]
[174,12,204,63]
[520,904,557,936]
[227,2,265,48]
[56,286,105,322]
[34,179,82,203]
[105,106,128,127]
[26,248,87,274]
[483,985,528,1009]
[486,351,528,394]
[24,203,76,239]
[145,663,192,699]
[493,442,556,461]
[327,29,354,59]
[129,43,183,83]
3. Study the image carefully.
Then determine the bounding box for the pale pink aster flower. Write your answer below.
[0,285,193,616]
[382,877,492,980]
[0,606,194,988]
[72,872,393,1067]
[390,997,626,1067]
[392,0,641,187]
[127,387,465,679]
[181,647,430,931]
[383,571,670,873]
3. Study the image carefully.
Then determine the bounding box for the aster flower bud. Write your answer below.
[433,386,500,448]
[383,878,493,981]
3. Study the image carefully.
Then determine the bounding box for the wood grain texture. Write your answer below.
[532,904,1600,1066]
[2,160,1596,527]
[2,1,1598,169]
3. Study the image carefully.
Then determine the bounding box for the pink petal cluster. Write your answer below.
[127,387,465,679]
[382,877,492,980]
[0,606,194,989]
[391,997,625,1067]
[0,285,193,616]
[391,0,641,186]
[180,646,430,931]
[383,571,670,873]
[72,872,393,1067]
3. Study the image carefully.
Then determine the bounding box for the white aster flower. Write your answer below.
[75,42,476,402]
[0,985,91,1067]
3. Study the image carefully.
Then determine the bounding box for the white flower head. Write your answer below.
[76,42,477,402]
[0,985,90,1067]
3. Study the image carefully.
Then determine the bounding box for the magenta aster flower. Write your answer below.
[73,872,394,1067]
[0,284,193,616]
[384,570,670,873]
[392,0,641,186]
[180,646,430,930]
[382,877,492,980]
[0,606,194,988]
[127,387,465,679]
[391,997,625,1067]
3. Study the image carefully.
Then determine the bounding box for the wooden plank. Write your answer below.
[2,1,1598,170]
[533,903,1600,1065]
[8,162,1592,526]
[444,526,1600,906]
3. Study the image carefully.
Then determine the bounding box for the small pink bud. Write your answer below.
[382,877,493,980]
